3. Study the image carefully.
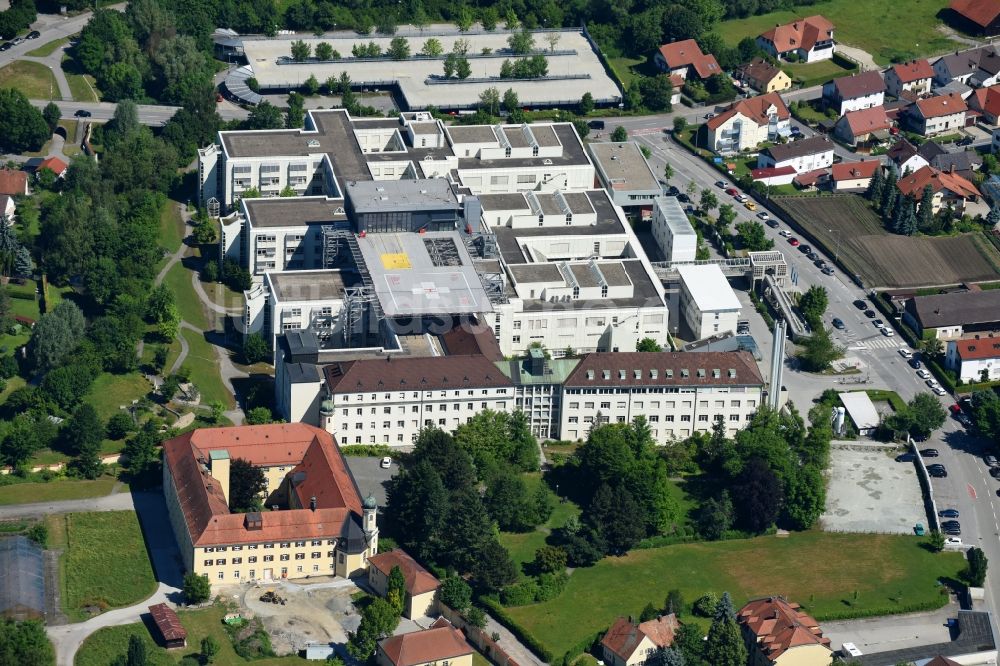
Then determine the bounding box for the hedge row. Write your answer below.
[479,595,554,663]
[500,572,569,606]
[635,526,775,549]
[561,632,604,664]
[339,444,395,457]
[7,291,34,301]
[813,592,949,623]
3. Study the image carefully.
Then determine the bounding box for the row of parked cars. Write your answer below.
[0,30,40,51]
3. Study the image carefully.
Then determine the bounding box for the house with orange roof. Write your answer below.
[654,39,721,81]
[950,0,1000,35]
[906,93,968,136]
[162,423,379,587]
[946,335,1000,381]
[704,92,791,154]
[885,60,934,98]
[830,160,881,191]
[737,597,832,666]
[756,16,835,63]
[0,169,28,197]
[367,548,441,618]
[896,165,983,214]
[376,617,473,666]
[736,58,792,94]
[37,156,68,179]
[601,614,681,666]
[966,83,1000,123]
[833,106,892,147]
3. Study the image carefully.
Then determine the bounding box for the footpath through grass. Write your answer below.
[0,60,58,99]
[76,604,305,666]
[716,0,960,65]
[62,511,157,622]
[505,531,963,657]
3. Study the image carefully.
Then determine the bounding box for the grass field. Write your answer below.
[716,0,960,65]
[0,60,59,99]
[164,261,210,331]
[772,195,1000,287]
[62,511,157,622]
[76,604,305,666]
[83,372,151,422]
[506,531,963,657]
[157,200,185,268]
[182,327,235,408]
[499,474,580,575]
[783,58,855,85]
[0,475,121,505]
[26,37,68,57]
[608,55,647,90]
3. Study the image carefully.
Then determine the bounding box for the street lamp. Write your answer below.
[828,227,842,263]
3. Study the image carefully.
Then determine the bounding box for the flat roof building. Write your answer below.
[839,391,880,435]
[677,264,742,341]
[651,196,696,263]
[587,141,661,210]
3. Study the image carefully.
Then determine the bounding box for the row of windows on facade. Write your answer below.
[568,399,755,410]
[568,413,748,424]
[338,389,508,401]
[202,539,333,552]
[204,551,330,566]
[565,387,751,394]
[232,163,321,174]
[207,563,330,580]
[341,401,506,417]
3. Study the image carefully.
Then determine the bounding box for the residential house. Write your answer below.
[885,60,935,98]
[367,548,440,619]
[886,139,929,175]
[822,71,886,115]
[601,615,681,666]
[704,92,791,154]
[757,16,835,63]
[917,141,982,180]
[833,106,891,147]
[750,166,796,186]
[738,596,832,666]
[950,0,1000,35]
[966,83,1000,123]
[737,58,792,94]
[830,160,881,191]
[946,336,1000,382]
[758,136,835,174]
[36,156,68,179]
[654,40,721,81]
[907,93,968,136]
[376,618,473,666]
[0,169,27,197]
[904,289,1000,339]
[896,165,982,214]
[933,45,1000,87]
[793,168,828,190]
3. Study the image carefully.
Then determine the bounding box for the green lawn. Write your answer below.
[62,511,157,622]
[63,60,99,103]
[163,261,209,331]
[607,55,646,90]
[83,372,152,422]
[717,0,960,65]
[76,604,306,666]
[500,474,580,575]
[783,58,855,85]
[0,475,121,505]
[158,200,186,266]
[26,37,68,57]
[0,60,58,99]
[182,327,235,408]
[505,531,963,657]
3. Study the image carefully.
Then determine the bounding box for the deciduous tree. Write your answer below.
[228,458,266,513]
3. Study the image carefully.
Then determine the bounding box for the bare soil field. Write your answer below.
[771,195,1000,288]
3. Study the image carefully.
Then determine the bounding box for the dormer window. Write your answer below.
[602,370,610,379]
[697,369,706,378]
[680,369,689,378]
[586,369,595,380]
[666,369,674,378]
[650,369,658,379]
[728,369,736,378]
[618,370,626,380]
[633,369,641,379]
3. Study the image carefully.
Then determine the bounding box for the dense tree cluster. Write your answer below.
[0,88,50,154]
[867,169,942,235]
[385,428,519,592]
[883,392,947,439]
[0,0,36,43]
[0,618,54,666]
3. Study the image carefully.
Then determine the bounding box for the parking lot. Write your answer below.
[344,456,397,507]
[821,443,926,534]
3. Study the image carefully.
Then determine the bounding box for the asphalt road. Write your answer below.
[643,134,1000,631]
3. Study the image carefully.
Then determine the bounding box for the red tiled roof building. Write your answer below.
[738,597,832,665]
[162,423,379,587]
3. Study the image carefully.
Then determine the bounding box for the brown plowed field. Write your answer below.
[771,195,1000,288]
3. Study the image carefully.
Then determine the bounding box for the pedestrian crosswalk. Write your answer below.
[846,337,900,351]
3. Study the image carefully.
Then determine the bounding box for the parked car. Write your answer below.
[929,467,948,478]
[26,30,39,39]
[379,456,392,469]
[790,125,803,136]
[940,519,960,529]
[909,358,922,369]
[939,508,960,518]
[705,112,716,119]
[916,369,931,379]
[677,193,690,203]
[725,187,738,196]
[0,42,11,51]
[926,378,941,388]
[756,212,769,221]
[788,237,800,246]
[944,537,963,546]
[943,525,961,535]
[766,219,780,228]
[779,229,791,237]
[872,319,883,327]
[991,466,1000,478]
[715,180,727,188]
[986,455,998,467]
[74,109,91,117]
[957,135,974,146]
[821,266,835,275]
[799,244,812,253]
[11,37,23,45]
[921,448,939,457]
[899,348,913,359]
[895,452,915,462]
[744,201,757,211]
[814,259,827,269]
[588,120,605,130]
[881,327,894,337]
[864,309,876,318]
[853,299,867,310]
[832,317,845,329]
[933,387,947,396]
